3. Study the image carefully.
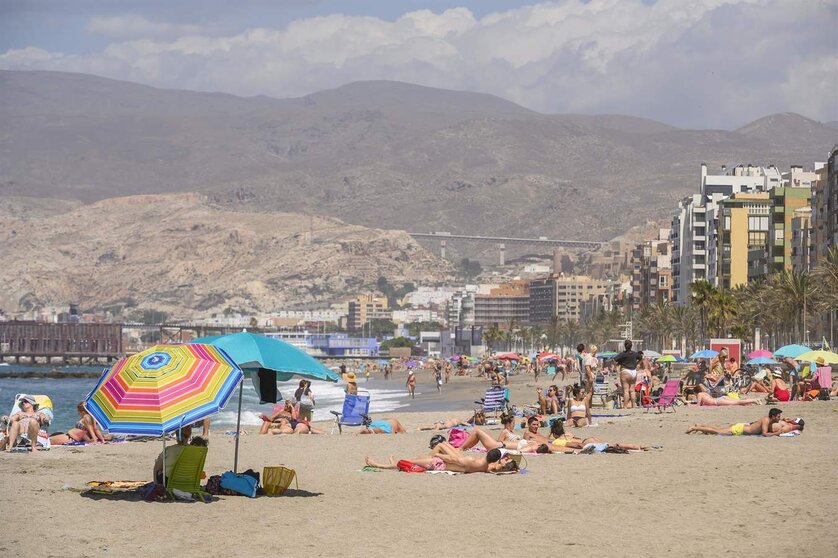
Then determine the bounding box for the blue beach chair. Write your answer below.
[474,385,508,423]
[330,390,371,434]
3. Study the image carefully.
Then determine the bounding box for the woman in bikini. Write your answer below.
[537,385,562,415]
[359,418,406,434]
[259,401,324,434]
[614,340,643,409]
[415,412,485,431]
[49,402,107,445]
[693,392,761,407]
[566,385,593,427]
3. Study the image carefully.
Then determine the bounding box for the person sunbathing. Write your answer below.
[365,443,518,473]
[49,402,108,445]
[415,412,486,431]
[536,385,563,415]
[3,395,46,453]
[457,416,540,452]
[548,420,649,452]
[359,418,406,434]
[770,417,804,434]
[693,392,761,406]
[686,407,783,436]
[566,385,593,426]
[259,401,324,434]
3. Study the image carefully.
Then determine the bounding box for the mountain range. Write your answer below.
[0,193,450,319]
[2,70,835,245]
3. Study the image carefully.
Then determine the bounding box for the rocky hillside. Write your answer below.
[0,194,451,319]
[1,70,835,244]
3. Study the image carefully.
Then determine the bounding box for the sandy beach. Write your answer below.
[2,372,837,558]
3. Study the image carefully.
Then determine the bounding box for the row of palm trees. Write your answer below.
[482,247,838,354]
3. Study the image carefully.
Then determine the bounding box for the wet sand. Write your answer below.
[2,371,836,558]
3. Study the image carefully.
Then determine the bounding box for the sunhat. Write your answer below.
[19,394,39,409]
[343,372,357,383]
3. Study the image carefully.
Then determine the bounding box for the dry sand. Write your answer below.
[2,373,837,558]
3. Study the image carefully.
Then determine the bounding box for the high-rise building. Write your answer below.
[630,229,672,311]
[810,161,830,268]
[446,288,476,328]
[671,163,783,301]
[473,281,530,328]
[790,207,812,273]
[767,184,812,273]
[347,294,390,330]
[716,192,772,289]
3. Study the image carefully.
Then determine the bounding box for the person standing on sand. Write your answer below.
[343,372,358,396]
[406,369,417,399]
[686,407,784,436]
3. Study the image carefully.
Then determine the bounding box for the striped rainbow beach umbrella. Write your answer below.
[85,344,243,436]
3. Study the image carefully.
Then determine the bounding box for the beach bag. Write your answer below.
[448,428,468,448]
[263,466,298,496]
[397,460,426,473]
[220,471,258,498]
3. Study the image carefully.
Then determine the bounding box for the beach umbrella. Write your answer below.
[794,350,838,364]
[748,349,773,359]
[746,357,778,366]
[494,352,520,361]
[656,355,678,363]
[773,344,810,358]
[641,350,662,358]
[86,344,242,436]
[690,349,719,359]
[85,344,242,485]
[597,352,617,359]
[191,332,338,472]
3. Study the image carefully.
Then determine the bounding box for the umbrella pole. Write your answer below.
[233,378,243,473]
[162,435,167,487]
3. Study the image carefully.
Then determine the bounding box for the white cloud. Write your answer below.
[1,0,834,128]
[86,15,213,41]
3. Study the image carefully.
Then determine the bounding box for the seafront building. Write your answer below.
[347,294,390,330]
[670,163,813,301]
[473,281,530,328]
[630,229,673,311]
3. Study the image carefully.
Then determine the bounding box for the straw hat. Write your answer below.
[815,356,825,366]
[343,372,357,383]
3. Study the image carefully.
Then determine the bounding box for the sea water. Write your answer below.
[0,368,411,432]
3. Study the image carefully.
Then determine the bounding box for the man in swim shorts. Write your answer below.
[686,408,784,436]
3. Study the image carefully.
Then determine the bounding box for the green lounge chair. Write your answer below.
[166,446,210,501]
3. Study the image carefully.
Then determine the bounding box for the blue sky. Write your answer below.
[0,0,834,128]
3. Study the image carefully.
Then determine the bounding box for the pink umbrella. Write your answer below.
[748,349,773,359]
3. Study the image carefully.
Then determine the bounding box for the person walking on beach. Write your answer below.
[406,369,417,399]
[433,363,443,392]
[614,340,642,409]
[575,344,587,386]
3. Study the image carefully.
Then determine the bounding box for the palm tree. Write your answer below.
[771,270,817,342]
[689,279,716,344]
[708,289,736,337]
[484,324,502,351]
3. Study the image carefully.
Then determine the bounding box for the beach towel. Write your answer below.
[779,431,801,437]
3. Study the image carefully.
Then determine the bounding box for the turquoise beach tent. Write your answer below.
[190,331,338,471]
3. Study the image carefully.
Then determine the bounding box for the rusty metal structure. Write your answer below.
[0,321,123,364]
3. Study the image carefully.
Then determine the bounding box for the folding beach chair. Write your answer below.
[593,373,612,407]
[474,385,508,423]
[330,390,371,434]
[166,445,209,501]
[643,380,680,413]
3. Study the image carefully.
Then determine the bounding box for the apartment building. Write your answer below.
[671,163,782,301]
[716,192,772,288]
[630,229,672,312]
[473,281,530,328]
[446,288,476,328]
[347,294,390,330]
[767,184,811,273]
[790,207,812,272]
